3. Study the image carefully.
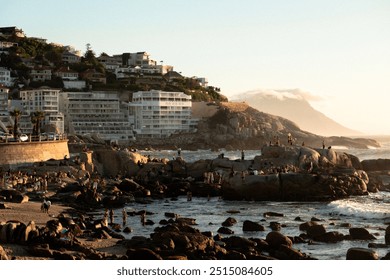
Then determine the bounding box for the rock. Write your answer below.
[266,231,293,249]
[346,248,379,260]
[217,227,234,234]
[222,217,237,227]
[306,224,327,238]
[223,236,257,249]
[272,244,306,260]
[361,159,390,172]
[348,228,376,240]
[126,248,163,260]
[269,222,281,231]
[123,227,133,233]
[0,245,9,260]
[314,231,344,243]
[385,225,390,245]
[263,212,284,217]
[224,250,247,260]
[242,220,265,232]
[299,221,318,232]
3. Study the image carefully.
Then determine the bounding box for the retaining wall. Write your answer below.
[0,140,69,168]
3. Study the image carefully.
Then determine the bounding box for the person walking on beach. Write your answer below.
[241,150,245,161]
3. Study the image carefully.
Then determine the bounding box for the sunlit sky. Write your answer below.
[2,0,390,135]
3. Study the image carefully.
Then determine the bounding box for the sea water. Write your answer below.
[105,139,390,260]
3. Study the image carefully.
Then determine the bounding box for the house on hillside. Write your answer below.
[54,67,79,81]
[80,69,106,84]
[30,66,52,82]
[0,27,25,38]
[97,53,122,71]
[62,51,81,64]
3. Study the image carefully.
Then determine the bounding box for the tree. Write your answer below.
[10,108,22,137]
[31,111,45,135]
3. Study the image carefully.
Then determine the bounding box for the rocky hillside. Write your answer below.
[132,102,380,150]
[231,90,362,136]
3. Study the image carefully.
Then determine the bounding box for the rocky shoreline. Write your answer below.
[1,143,390,260]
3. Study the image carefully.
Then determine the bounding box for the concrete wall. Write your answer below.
[0,140,69,168]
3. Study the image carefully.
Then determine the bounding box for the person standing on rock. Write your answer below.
[141,211,146,226]
[109,209,114,225]
[241,150,245,161]
[122,208,128,226]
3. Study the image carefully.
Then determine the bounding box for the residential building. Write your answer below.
[0,27,25,38]
[0,85,11,133]
[30,66,52,82]
[60,91,134,142]
[63,80,86,90]
[80,69,106,84]
[62,51,81,64]
[0,41,18,55]
[97,53,122,71]
[0,85,9,116]
[0,67,12,87]
[19,87,64,133]
[127,52,155,67]
[54,66,79,81]
[195,77,208,88]
[128,90,193,138]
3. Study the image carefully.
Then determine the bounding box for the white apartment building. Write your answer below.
[0,67,12,87]
[0,85,9,115]
[19,87,64,133]
[129,90,193,138]
[60,91,134,142]
[30,67,52,82]
[0,85,10,133]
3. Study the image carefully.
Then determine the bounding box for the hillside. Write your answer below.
[0,30,227,102]
[132,101,380,150]
[231,90,362,136]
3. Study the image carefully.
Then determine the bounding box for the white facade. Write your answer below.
[0,85,9,115]
[19,87,64,133]
[60,91,134,142]
[30,67,52,82]
[129,90,193,138]
[0,67,12,87]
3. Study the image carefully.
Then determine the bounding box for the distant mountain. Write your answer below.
[230,89,362,137]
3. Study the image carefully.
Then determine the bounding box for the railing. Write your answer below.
[0,133,67,144]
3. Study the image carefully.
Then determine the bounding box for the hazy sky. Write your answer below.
[1,0,390,135]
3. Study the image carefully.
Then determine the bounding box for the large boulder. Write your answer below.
[265,231,293,249]
[346,248,379,260]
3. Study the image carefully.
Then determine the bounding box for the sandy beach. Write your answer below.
[0,201,126,259]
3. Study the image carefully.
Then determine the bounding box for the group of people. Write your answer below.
[103,208,146,227]
[0,170,51,193]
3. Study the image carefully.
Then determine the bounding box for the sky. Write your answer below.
[1,0,390,135]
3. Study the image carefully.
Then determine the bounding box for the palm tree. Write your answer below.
[10,108,22,137]
[31,111,45,135]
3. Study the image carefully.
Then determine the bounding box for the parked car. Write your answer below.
[40,132,60,141]
[0,132,13,141]
[19,134,29,142]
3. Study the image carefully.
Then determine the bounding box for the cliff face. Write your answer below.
[135,102,380,150]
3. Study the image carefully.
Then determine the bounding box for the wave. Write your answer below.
[327,192,390,220]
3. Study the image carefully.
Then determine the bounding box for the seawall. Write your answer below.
[0,140,69,168]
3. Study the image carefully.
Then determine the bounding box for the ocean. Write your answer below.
[105,138,390,260]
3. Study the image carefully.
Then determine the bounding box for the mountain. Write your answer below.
[230,89,362,137]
